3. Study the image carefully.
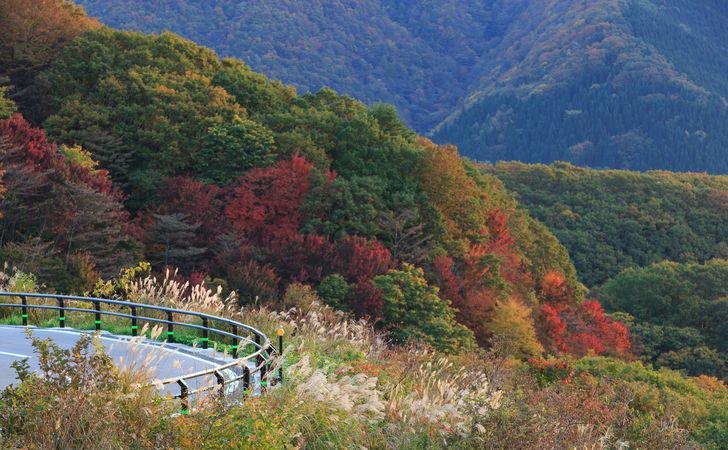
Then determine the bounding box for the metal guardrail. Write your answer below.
[0,292,283,414]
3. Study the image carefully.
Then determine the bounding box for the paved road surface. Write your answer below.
[0,326,247,397]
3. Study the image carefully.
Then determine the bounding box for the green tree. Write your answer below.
[374,263,475,353]
[197,117,275,184]
[599,260,728,380]
[0,88,16,119]
[317,274,350,311]
[44,28,244,207]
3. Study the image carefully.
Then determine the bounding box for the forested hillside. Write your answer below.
[599,260,728,381]
[0,2,727,447]
[75,0,519,132]
[76,0,728,173]
[487,161,728,286]
[434,0,728,172]
[488,161,728,381]
[2,0,637,360]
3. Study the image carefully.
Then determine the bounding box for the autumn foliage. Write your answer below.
[538,272,631,358]
[225,154,314,241]
[0,20,633,363]
[0,115,136,285]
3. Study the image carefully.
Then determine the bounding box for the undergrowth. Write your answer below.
[0,266,725,449]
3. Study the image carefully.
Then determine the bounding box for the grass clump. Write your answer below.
[0,332,179,449]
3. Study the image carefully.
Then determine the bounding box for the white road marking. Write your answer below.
[30,328,234,367]
[2,327,252,391]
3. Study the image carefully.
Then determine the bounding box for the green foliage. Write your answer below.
[59,143,99,171]
[92,261,151,298]
[212,58,296,117]
[374,263,476,353]
[80,0,728,173]
[576,356,728,449]
[489,161,728,286]
[7,270,38,293]
[599,260,728,350]
[317,274,351,311]
[0,88,16,119]
[44,28,244,207]
[598,260,728,380]
[197,117,275,184]
[0,332,177,449]
[656,347,728,380]
[77,0,511,133]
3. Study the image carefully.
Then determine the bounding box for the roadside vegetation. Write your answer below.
[1,265,725,449]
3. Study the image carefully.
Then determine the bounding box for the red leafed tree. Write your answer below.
[468,209,528,286]
[225,154,313,241]
[485,208,515,252]
[0,115,135,278]
[538,300,631,357]
[0,114,113,194]
[348,280,384,318]
[432,254,498,345]
[153,176,225,243]
[539,303,570,353]
[540,270,574,304]
[433,255,465,307]
[331,236,393,283]
[266,233,333,283]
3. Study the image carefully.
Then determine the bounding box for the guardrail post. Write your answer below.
[214,369,225,400]
[260,349,268,392]
[276,326,285,384]
[93,300,101,331]
[21,295,28,326]
[177,379,190,415]
[58,297,65,328]
[230,325,239,356]
[254,334,263,367]
[130,306,138,337]
[201,317,209,350]
[242,366,250,397]
[167,311,174,344]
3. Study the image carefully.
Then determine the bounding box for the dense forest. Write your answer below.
[76,0,520,132]
[0,1,726,448]
[487,161,728,380]
[488,161,728,286]
[434,0,728,172]
[1,0,617,358]
[599,260,728,381]
[76,0,728,173]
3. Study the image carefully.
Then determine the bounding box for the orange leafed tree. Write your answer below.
[0,0,99,70]
[418,138,487,245]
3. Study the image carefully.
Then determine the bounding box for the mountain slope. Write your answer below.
[77,0,728,173]
[75,0,521,133]
[434,0,728,173]
[487,161,728,286]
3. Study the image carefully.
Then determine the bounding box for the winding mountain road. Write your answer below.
[0,326,244,395]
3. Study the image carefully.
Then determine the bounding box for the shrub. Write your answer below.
[0,332,177,449]
[316,273,351,311]
[374,263,476,353]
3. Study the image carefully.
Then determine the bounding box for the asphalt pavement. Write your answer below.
[0,326,248,398]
